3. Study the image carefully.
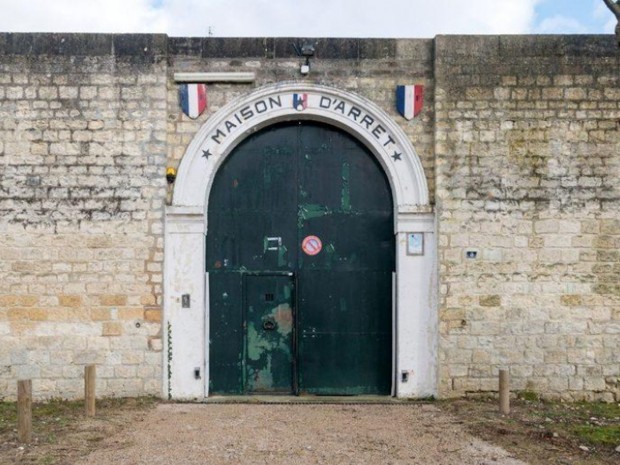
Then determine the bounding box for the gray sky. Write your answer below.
[0,0,615,37]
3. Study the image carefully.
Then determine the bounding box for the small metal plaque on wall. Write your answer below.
[407,233,424,256]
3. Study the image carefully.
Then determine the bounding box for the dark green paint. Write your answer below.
[297,270,392,395]
[208,273,243,394]
[208,122,394,395]
[341,162,351,212]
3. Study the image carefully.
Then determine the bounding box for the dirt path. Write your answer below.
[72,403,528,465]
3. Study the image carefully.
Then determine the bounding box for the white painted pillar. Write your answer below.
[395,213,437,397]
[164,206,206,400]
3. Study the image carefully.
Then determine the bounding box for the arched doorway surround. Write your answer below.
[164,83,437,399]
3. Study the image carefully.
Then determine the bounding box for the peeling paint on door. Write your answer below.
[298,203,332,228]
[244,275,294,393]
[272,303,293,336]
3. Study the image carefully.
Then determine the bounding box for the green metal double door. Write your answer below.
[207,121,394,395]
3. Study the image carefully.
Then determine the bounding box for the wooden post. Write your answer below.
[85,365,96,417]
[17,380,32,443]
[499,369,510,415]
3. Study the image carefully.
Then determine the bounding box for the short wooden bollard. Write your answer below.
[499,369,510,415]
[85,365,96,417]
[17,379,32,443]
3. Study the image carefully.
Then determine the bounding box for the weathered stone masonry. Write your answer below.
[435,36,620,400]
[0,33,618,400]
[0,34,169,398]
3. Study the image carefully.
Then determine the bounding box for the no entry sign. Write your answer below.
[302,235,322,256]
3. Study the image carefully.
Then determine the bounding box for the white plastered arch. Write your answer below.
[173,83,429,215]
[164,83,437,400]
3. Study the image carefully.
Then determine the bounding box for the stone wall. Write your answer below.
[0,33,618,401]
[0,34,168,398]
[435,36,620,400]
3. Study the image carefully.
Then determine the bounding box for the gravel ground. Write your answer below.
[72,403,528,465]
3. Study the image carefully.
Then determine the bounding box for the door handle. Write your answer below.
[266,237,282,251]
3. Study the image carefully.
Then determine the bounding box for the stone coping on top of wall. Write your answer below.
[0,33,615,61]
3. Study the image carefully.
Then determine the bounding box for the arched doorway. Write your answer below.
[207,121,394,395]
[164,83,436,400]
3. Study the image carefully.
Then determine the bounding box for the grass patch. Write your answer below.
[516,390,540,402]
[0,401,18,434]
[37,455,56,465]
[570,424,620,447]
[0,398,84,435]
[442,396,620,465]
[531,400,620,449]
[564,402,620,448]
[0,396,158,436]
[0,397,158,465]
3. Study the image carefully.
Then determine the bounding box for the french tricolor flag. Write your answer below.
[293,93,308,111]
[179,83,207,119]
[396,85,424,120]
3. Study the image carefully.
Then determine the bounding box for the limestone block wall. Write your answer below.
[0,33,618,401]
[435,36,620,400]
[0,34,168,399]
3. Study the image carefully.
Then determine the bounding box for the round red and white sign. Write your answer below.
[301,235,322,256]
